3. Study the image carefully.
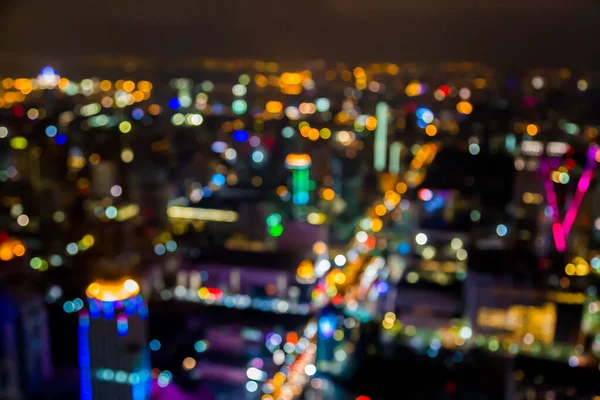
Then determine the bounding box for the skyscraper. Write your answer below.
[79,277,151,400]
[0,287,52,400]
[285,153,312,212]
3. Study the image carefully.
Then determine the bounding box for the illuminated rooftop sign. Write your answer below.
[167,206,238,222]
[86,277,140,302]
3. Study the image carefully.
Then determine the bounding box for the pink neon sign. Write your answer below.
[540,146,598,252]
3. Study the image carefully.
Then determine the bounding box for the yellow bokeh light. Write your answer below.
[119,121,132,133]
[387,64,400,75]
[565,263,575,276]
[58,78,70,90]
[526,124,538,136]
[285,153,311,169]
[307,212,326,225]
[396,182,408,193]
[334,271,346,285]
[365,116,378,131]
[182,357,196,371]
[0,246,13,261]
[456,101,473,115]
[121,148,134,163]
[12,244,25,257]
[425,124,438,136]
[122,80,135,93]
[148,104,161,116]
[82,234,95,248]
[255,74,268,88]
[374,204,387,216]
[405,81,423,97]
[320,128,332,139]
[313,241,327,255]
[2,78,14,89]
[300,125,311,137]
[371,218,383,232]
[297,262,314,279]
[86,277,140,302]
[138,80,152,92]
[575,264,589,276]
[265,101,283,114]
[473,78,487,89]
[100,80,112,91]
[132,90,144,102]
[276,185,288,197]
[322,188,335,201]
[353,67,366,78]
[89,153,101,165]
[382,318,394,329]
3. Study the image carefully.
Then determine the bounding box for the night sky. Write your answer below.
[1,0,600,72]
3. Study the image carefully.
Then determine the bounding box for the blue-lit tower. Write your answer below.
[79,278,151,400]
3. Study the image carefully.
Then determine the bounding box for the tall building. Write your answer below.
[0,289,52,399]
[285,153,312,219]
[79,277,151,400]
[0,292,22,400]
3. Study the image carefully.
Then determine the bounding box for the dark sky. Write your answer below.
[1,0,600,72]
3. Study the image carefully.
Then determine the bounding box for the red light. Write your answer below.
[439,85,451,96]
[356,396,371,400]
[332,294,343,306]
[13,105,25,117]
[365,236,376,249]
[263,135,275,149]
[286,332,299,344]
[565,159,576,169]
[445,381,456,393]
[207,287,223,299]
[404,102,417,114]
[418,188,433,201]
[0,232,8,243]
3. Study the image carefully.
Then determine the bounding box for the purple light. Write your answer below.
[375,281,390,294]
[250,358,264,369]
[117,313,129,336]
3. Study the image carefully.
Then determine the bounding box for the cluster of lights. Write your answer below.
[94,369,147,385]
[0,237,26,261]
[26,233,92,271]
[266,213,284,238]
[564,257,591,277]
[160,286,312,316]
[263,321,318,399]
[382,320,583,366]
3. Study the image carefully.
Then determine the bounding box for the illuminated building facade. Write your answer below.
[0,292,22,399]
[285,153,312,207]
[0,291,52,399]
[79,278,150,400]
[466,270,584,346]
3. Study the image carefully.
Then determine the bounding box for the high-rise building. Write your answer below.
[285,153,312,216]
[79,277,151,400]
[0,289,52,399]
